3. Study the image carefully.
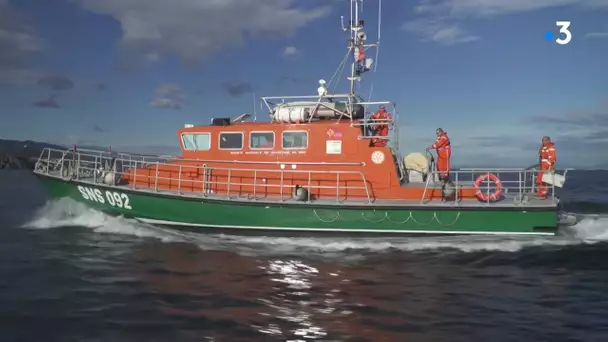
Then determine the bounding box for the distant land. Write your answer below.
[0,139,181,170]
[0,139,120,170]
[0,139,65,170]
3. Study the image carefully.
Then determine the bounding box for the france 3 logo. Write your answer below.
[545,21,572,45]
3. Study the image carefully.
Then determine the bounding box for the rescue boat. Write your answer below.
[32,0,573,236]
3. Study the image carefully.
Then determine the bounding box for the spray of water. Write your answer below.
[22,198,608,255]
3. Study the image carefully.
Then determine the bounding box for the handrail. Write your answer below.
[34,147,564,206]
[38,148,367,172]
[420,154,438,204]
[188,164,372,204]
[35,147,374,204]
[417,168,560,204]
[181,160,366,166]
[350,119,392,126]
[57,147,367,167]
[458,168,530,171]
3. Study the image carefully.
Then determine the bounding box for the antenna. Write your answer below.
[343,0,380,100]
[252,91,257,121]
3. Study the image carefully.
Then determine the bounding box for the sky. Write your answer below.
[0,0,607,168]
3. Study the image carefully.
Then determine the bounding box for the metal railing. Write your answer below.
[34,147,374,204]
[34,147,568,206]
[417,167,569,205]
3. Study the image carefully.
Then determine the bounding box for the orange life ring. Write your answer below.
[474,173,503,202]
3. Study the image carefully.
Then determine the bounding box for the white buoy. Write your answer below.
[103,171,116,185]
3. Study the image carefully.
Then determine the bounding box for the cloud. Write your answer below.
[93,124,105,133]
[150,83,186,110]
[282,46,298,57]
[402,19,479,45]
[404,0,608,45]
[465,101,608,167]
[32,95,60,109]
[529,104,608,128]
[529,105,608,162]
[397,98,608,168]
[151,98,182,109]
[36,74,75,91]
[276,75,308,87]
[223,82,253,97]
[585,32,608,39]
[413,0,608,18]
[0,0,45,86]
[73,0,330,66]
[0,68,44,87]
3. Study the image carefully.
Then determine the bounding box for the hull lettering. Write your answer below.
[76,186,132,210]
[105,190,132,210]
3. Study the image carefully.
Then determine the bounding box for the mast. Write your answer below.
[261,0,383,124]
[341,0,380,99]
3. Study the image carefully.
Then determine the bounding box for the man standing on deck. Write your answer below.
[537,136,557,198]
[370,105,391,147]
[427,128,451,181]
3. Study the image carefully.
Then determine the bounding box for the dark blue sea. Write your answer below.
[2,169,608,342]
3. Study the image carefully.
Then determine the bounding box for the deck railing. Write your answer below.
[419,167,567,204]
[34,147,567,205]
[34,147,373,204]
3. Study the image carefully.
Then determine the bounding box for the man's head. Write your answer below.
[542,136,551,144]
[379,105,385,112]
[436,128,444,136]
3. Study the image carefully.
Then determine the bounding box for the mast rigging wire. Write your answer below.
[328,50,350,92]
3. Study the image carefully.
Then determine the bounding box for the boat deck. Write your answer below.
[34,147,562,209]
[146,187,555,208]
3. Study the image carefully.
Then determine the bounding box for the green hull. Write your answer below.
[36,174,559,236]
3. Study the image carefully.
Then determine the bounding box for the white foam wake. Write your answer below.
[559,214,608,240]
[22,198,608,255]
[24,198,182,242]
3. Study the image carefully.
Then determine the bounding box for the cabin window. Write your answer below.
[250,132,275,149]
[219,132,243,149]
[282,131,308,149]
[181,133,211,151]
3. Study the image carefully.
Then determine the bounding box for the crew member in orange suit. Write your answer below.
[536,136,557,198]
[427,128,451,180]
[370,105,391,147]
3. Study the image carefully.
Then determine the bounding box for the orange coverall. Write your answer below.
[430,132,451,179]
[370,109,391,147]
[537,142,557,197]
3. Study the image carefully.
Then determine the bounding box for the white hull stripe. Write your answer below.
[134,217,555,236]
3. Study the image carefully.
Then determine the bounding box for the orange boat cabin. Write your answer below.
[121,110,478,203]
